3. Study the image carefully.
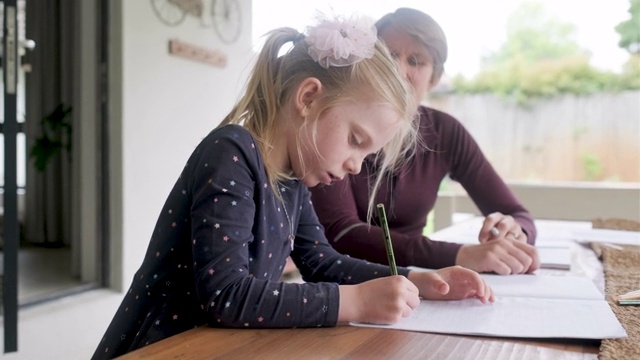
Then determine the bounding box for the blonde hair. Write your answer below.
[220,26,418,220]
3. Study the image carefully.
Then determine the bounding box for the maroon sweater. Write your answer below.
[310,106,536,269]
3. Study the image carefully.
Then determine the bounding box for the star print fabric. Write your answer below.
[91,125,407,359]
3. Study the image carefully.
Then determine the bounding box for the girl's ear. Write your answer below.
[295,77,323,117]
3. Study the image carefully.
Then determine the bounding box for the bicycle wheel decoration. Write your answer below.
[150,0,187,27]
[211,0,242,44]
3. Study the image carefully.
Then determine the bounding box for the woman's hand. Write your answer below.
[478,212,528,244]
[458,212,540,274]
[407,266,495,303]
[456,239,540,275]
[338,275,420,324]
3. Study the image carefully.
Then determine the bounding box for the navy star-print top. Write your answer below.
[92,124,409,359]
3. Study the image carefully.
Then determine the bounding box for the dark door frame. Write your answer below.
[3,0,20,353]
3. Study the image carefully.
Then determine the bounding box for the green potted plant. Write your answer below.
[27,103,72,247]
[29,103,72,172]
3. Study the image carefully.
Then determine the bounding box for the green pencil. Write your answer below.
[376,203,398,276]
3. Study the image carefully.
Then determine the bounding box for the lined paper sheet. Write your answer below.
[352,274,627,340]
[354,297,626,339]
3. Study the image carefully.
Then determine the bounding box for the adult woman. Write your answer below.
[311,8,539,275]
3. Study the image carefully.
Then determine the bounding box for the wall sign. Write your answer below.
[168,39,227,67]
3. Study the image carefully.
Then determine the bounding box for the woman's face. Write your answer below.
[379,26,437,106]
[290,101,401,188]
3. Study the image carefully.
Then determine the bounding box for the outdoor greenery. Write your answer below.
[451,0,640,105]
[615,0,640,54]
[581,153,604,181]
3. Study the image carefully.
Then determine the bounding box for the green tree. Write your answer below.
[482,0,588,68]
[451,0,639,103]
[615,0,640,54]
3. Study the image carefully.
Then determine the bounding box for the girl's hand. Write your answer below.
[407,266,495,303]
[338,275,420,324]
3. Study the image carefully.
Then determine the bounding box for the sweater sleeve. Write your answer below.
[441,115,537,244]
[310,178,463,270]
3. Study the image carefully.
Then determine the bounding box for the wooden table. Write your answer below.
[119,219,604,359]
[118,325,599,359]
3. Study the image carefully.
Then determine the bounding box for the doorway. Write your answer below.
[1,0,108,309]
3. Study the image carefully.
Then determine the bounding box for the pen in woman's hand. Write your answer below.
[490,227,500,237]
[491,226,520,241]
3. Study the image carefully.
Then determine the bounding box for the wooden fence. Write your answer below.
[428,91,640,182]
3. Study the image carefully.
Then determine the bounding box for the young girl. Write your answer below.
[93,15,494,359]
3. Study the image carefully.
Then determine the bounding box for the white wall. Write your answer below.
[118,0,254,292]
[0,0,254,358]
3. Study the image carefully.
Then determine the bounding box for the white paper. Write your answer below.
[354,297,626,339]
[571,228,640,246]
[352,274,627,340]
[535,247,571,270]
[480,274,602,299]
[535,239,574,248]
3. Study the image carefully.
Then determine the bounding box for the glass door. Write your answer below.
[1,0,108,353]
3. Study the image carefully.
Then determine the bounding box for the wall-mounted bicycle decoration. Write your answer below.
[150,0,242,44]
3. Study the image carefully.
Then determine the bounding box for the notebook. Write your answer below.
[351,273,627,340]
